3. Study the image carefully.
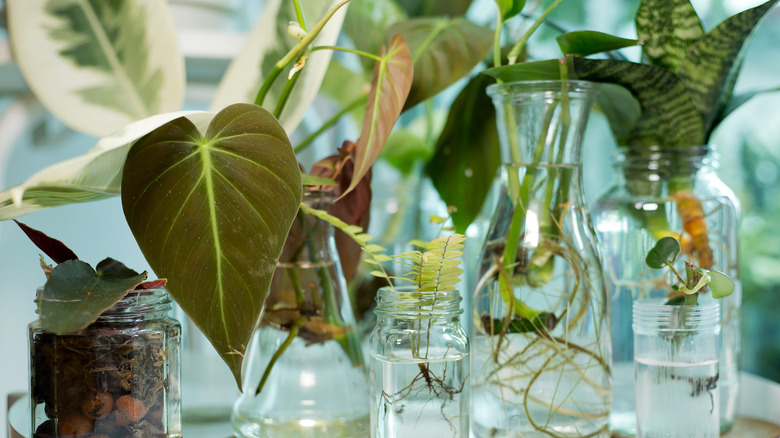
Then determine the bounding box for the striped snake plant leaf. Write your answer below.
[7,0,185,137]
[121,103,302,388]
[636,0,705,72]
[0,111,213,221]
[210,0,348,134]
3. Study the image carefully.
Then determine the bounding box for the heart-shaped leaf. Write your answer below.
[344,34,413,198]
[496,0,526,21]
[636,0,704,72]
[40,258,147,334]
[14,220,78,263]
[428,74,500,233]
[556,31,640,57]
[646,236,681,269]
[389,18,493,111]
[121,103,302,388]
[7,0,185,136]
[709,270,735,299]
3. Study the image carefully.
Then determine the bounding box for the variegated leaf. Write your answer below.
[636,0,704,72]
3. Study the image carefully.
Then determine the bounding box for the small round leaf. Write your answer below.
[646,236,681,269]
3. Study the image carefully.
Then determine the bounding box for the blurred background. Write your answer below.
[1,0,778,429]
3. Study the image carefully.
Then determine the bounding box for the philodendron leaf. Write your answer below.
[496,0,526,21]
[344,34,413,198]
[395,0,474,17]
[0,111,213,221]
[646,236,681,269]
[709,270,735,299]
[636,0,704,72]
[389,17,493,111]
[556,31,640,57]
[342,0,406,72]
[427,74,500,234]
[40,258,147,334]
[7,0,185,136]
[14,220,78,263]
[676,0,779,136]
[121,103,302,389]
[211,0,347,134]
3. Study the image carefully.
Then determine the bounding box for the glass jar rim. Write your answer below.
[374,285,463,318]
[633,299,720,331]
[34,286,172,316]
[486,80,599,98]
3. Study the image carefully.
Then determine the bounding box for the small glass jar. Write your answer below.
[369,286,470,438]
[633,300,720,438]
[29,288,182,438]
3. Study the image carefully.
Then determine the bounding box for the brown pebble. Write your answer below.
[114,395,148,426]
[81,391,114,420]
[57,412,93,436]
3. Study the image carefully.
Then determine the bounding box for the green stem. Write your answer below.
[507,0,563,65]
[684,294,698,306]
[273,65,303,119]
[310,45,382,61]
[256,316,306,395]
[293,0,307,31]
[493,12,504,69]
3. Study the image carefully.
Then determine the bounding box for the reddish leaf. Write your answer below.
[14,220,78,263]
[135,279,168,290]
[343,34,413,199]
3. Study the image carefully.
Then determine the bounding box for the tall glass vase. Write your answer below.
[471,81,611,437]
[232,190,370,438]
[593,146,739,435]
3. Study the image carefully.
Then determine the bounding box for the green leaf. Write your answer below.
[556,31,640,57]
[646,236,681,269]
[636,0,704,72]
[388,17,493,111]
[121,103,302,388]
[344,34,413,198]
[395,0,474,17]
[40,258,147,334]
[0,111,213,221]
[482,58,563,82]
[496,0,526,21]
[301,174,337,186]
[714,87,780,127]
[709,270,735,299]
[7,0,184,136]
[380,129,433,176]
[210,0,347,133]
[342,0,406,72]
[427,74,500,233]
[595,83,642,145]
[676,0,779,136]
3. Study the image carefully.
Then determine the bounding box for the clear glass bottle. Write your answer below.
[232,189,369,438]
[29,287,182,438]
[633,300,721,438]
[369,286,470,438]
[593,146,740,435]
[471,81,611,437]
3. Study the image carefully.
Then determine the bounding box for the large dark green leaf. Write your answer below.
[121,103,302,388]
[395,0,473,17]
[342,0,406,72]
[636,0,704,72]
[556,31,640,57]
[646,236,681,269]
[676,0,779,136]
[427,75,500,233]
[40,259,147,334]
[389,17,493,110]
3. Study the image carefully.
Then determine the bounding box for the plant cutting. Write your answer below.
[15,221,180,438]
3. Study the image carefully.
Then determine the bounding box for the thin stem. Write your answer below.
[507,0,563,65]
[255,316,306,395]
[294,94,368,153]
[310,45,382,61]
[493,12,504,69]
[293,0,307,31]
[273,64,303,119]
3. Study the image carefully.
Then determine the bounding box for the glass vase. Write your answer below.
[29,287,182,438]
[232,189,369,438]
[593,146,739,435]
[471,81,611,437]
[369,286,470,438]
[633,300,720,438]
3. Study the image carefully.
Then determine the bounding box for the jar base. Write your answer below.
[232,415,369,438]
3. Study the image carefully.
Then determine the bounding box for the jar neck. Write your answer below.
[633,300,720,332]
[488,80,597,166]
[374,287,463,321]
[34,287,173,322]
[616,145,715,182]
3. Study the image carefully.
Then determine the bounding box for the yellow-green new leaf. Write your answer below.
[121,103,302,389]
[7,0,185,136]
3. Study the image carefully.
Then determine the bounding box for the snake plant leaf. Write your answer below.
[6,0,185,137]
[646,236,681,269]
[495,0,526,21]
[714,86,780,128]
[427,74,500,234]
[14,220,78,264]
[344,34,413,199]
[388,17,493,111]
[211,0,347,134]
[676,0,779,136]
[40,258,147,335]
[121,103,302,388]
[481,58,562,82]
[709,270,735,299]
[556,31,641,57]
[0,111,213,221]
[636,0,704,72]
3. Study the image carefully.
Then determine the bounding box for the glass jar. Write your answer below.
[232,190,369,438]
[369,286,470,438]
[471,81,611,437]
[593,146,740,435]
[633,300,721,438]
[29,287,182,437]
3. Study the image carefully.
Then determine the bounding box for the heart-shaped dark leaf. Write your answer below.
[389,18,493,111]
[556,31,640,57]
[646,236,681,269]
[40,258,147,334]
[121,103,302,388]
[428,74,500,233]
[636,0,704,72]
[14,220,78,263]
